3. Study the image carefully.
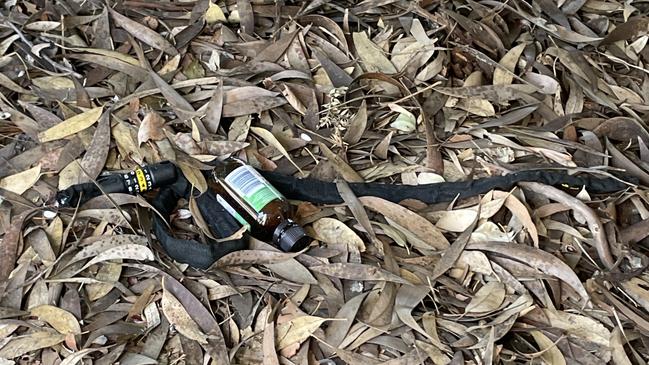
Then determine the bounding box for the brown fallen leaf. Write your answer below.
[249,239,318,285]
[149,71,196,123]
[601,17,649,45]
[324,292,368,348]
[610,327,633,365]
[435,209,478,232]
[275,315,331,350]
[251,127,302,173]
[59,348,105,365]
[395,285,433,340]
[518,182,614,269]
[467,242,590,304]
[493,43,526,85]
[607,139,649,185]
[262,302,280,365]
[501,192,539,247]
[66,235,148,265]
[205,2,226,24]
[177,162,208,193]
[138,111,166,145]
[30,305,82,334]
[3,1,649,363]
[0,208,39,283]
[353,31,397,74]
[0,164,41,195]
[360,196,449,250]
[0,331,66,359]
[161,279,208,344]
[311,263,412,285]
[108,8,177,55]
[530,330,567,365]
[214,249,302,267]
[319,143,364,182]
[86,262,122,301]
[161,274,229,364]
[343,100,368,144]
[68,53,148,81]
[38,107,103,143]
[80,244,155,271]
[464,282,506,314]
[78,111,111,183]
[204,82,224,134]
[312,217,365,252]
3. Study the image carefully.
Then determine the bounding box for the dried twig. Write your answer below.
[519,181,615,270]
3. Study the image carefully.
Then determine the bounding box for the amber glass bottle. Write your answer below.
[207,158,311,252]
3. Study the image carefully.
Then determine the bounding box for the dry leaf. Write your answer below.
[0,331,66,359]
[311,263,412,284]
[435,209,478,232]
[177,163,208,193]
[324,292,367,347]
[86,262,122,301]
[275,315,330,350]
[465,282,506,314]
[30,305,81,334]
[250,239,318,284]
[502,193,539,247]
[538,309,611,349]
[530,330,567,365]
[2,1,648,364]
[38,107,103,142]
[215,249,301,267]
[109,8,177,55]
[319,143,364,182]
[162,281,208,344]
[493,43,526,85]
[343,100,368,144]
[79,111,111,183]
[80,244,154,270]
[67,235,148,265]
[58,160,83,190]
[610,327,632,365]
[205,1,226,24]
[360,196,449,250]
[0,164,41,195]
[312,218,365,252]
[251,127,302,173]
[395,285,432,340]
[389,104,418,133]
[59,348,103,365]
[352,32,397,73]
[138,111,166,145]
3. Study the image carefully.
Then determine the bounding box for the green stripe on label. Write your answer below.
[217,194,250,230]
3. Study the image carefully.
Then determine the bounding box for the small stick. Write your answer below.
[518,181,616,270]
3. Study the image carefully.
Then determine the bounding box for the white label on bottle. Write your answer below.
[224,165,283,212]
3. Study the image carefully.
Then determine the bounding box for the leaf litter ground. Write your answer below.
[0,0,649,364]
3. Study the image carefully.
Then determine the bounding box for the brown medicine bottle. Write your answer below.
[207,158,311,252]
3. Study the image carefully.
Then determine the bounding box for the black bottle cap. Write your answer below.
[273,220,311,252]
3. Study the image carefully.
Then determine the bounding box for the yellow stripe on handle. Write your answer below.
[135,168,148,192]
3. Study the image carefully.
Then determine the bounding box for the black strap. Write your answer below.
[68,162,635,269]
[150,171,247,269]
[260,169,636,205]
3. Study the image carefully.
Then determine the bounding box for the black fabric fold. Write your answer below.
[151,171,247,269]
